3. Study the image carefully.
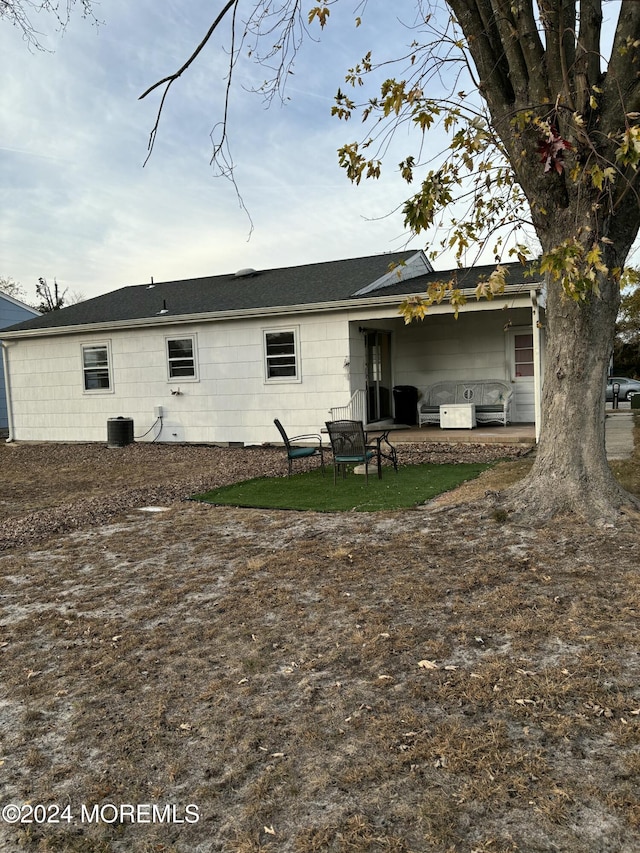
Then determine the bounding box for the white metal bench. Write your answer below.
[417,380,513,427]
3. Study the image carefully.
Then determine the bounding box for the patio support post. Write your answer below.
[531,289,544,443]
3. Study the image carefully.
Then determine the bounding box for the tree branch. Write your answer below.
[447,0,515,112]
[0,0,99,50]
[139,0,238,164]
[603,0,640,122]
[538,0,576,103]
[510,0,547,103]
[487,0,531,101]
[139,0,238,102]
[577,0,602,84]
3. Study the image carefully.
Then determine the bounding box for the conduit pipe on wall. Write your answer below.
[1,341,14,442]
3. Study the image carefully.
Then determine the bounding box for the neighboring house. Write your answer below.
[0,290,40,433]
[1,251,545,445]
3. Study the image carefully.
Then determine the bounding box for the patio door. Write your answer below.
[365,330,392,422]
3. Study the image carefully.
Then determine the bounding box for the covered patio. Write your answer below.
[329,282,546,446]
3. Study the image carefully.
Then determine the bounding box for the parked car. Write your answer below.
[606,376,640,401]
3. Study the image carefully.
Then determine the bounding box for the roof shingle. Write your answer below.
[4,253,537,335]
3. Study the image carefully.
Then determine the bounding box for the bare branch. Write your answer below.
[139,0,239,102]
[0,0,98,49]
[139,0,239,165]
[576,0,602,95]
[209,1,255,237]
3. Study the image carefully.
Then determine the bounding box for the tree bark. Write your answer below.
[507,264,637,522]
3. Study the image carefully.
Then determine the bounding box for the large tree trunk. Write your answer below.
[443,0,640,522]
[507,240,638,523]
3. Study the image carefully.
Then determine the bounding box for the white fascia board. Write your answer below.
[1,282,542,340]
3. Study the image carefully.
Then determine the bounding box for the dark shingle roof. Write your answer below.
[4,253,537,335]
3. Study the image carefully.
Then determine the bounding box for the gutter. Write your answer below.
[1,341,14,442]
[0,281,544,341]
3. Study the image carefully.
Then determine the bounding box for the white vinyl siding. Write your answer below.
[4,317,349,443]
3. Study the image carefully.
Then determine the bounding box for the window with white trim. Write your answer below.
[166,336,197,380]
[264,329,299,381]
[82,343,112,391]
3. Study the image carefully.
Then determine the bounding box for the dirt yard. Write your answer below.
[1,439,639,853]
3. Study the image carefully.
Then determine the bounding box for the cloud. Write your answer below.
[0,1,438,301]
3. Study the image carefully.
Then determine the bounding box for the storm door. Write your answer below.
[365,330,392,422]
[507,328,535,422]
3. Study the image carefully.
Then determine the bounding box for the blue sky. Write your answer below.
[1,1,441,301]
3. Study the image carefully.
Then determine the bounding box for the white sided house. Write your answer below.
[1,251,545,445]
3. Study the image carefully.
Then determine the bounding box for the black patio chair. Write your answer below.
[324,419,379,484]
[273,419,325,476]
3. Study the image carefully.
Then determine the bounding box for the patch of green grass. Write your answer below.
[192,462,493,512]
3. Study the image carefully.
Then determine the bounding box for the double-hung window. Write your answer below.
[264,329,299,381]
[82,343,111,391]
[166,336,197,380]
